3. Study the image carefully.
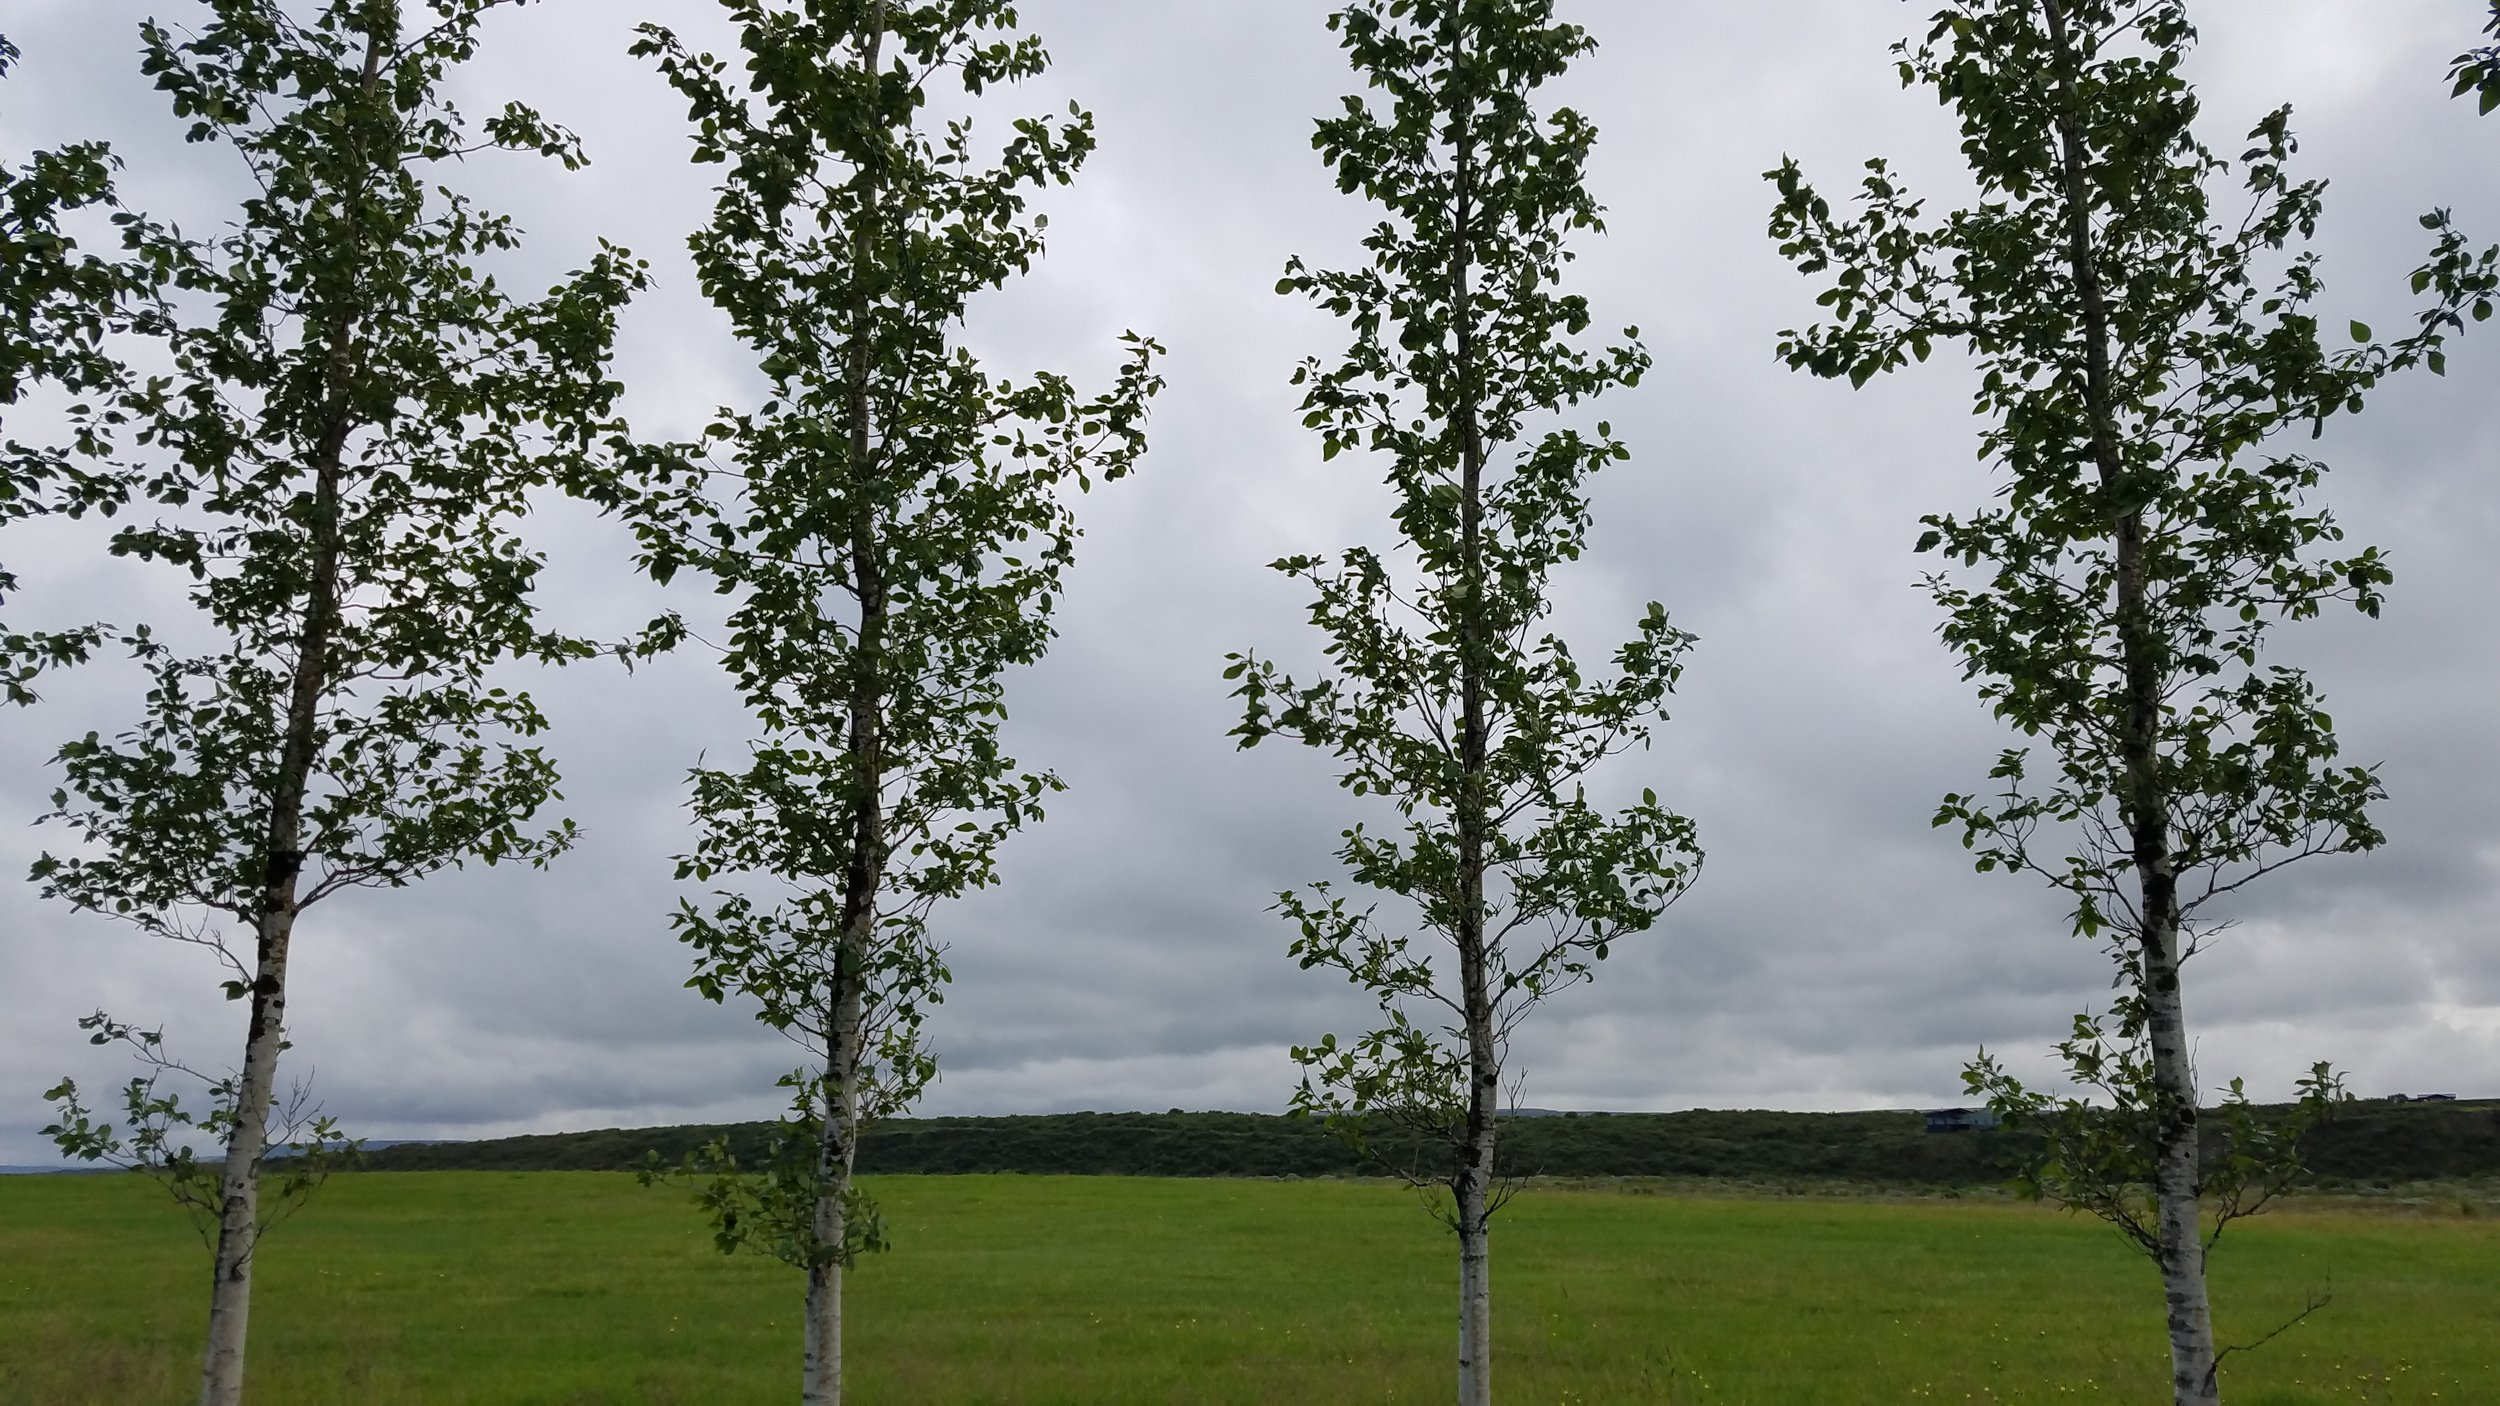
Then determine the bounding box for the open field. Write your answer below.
[3,1173,2496,1405]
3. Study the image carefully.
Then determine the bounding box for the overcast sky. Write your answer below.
[3,2,2495,1165]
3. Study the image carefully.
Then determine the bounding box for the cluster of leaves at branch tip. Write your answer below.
[27,0,676,1256]
[2453,2,2500,116]
[1228,0,1700,1212]
[1764,1,2500,1343]
[620,0,1161,1284]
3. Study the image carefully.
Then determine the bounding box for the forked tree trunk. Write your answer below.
[2037,2,2219,1401]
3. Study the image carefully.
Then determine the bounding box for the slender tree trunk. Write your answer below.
[802,982,865,1406]
[2038,3,2217,1401]
[804,11,890,1403]
[1446,70,1497,1406]
[197,27,379,1378]
[1455,1166,1492,1406]
[2141,903,2216,1404]
[199,366,354,1406]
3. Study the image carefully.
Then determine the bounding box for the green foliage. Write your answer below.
[627,0,1158,1273]
[359,1100,2500,1184]
[31,0,648,1193]
[2452,1,2500,116]
[379,1107,2034,1184]
[1767,0,2496,1253]
[32,0,650,938]
[1229,0,1697,1188]
[41,1014,360,1247]
[1969,1030,2346,1259]
[0,33,165,703]
[638,1078,890,1270]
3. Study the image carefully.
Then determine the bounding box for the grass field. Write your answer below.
[2,1173,2494,1404]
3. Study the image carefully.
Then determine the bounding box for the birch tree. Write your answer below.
[1767,4,2496,1402]
[1,33,158,703]
[32,4,650,1403]
[628,5,1157,1401]
[1227,3,1698,1401]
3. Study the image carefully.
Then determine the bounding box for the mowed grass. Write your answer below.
[3,1173,2495,1404]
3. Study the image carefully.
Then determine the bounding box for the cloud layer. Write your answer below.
[3,1,2496,1162]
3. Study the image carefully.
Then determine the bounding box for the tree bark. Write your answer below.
[802,990,864,1406]
[2038,3,2217,1401]
[1455,1178,1492,1406]
[804,9,889,1403]
[1446,54,1497,1406]
[2140,910,2215,1405]
[198,32,382,1403]
[200,367,350,1406]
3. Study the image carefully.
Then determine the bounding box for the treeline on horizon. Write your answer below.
[352,1100,2500,1188]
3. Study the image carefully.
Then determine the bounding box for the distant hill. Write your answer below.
[355,1098,2500,1187]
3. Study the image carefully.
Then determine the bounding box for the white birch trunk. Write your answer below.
[800,1082,845,1406]
[800,1182,847,1406]
[801,975,867,1406]
[802,1256,840,1406]
[1446,49,1496,1406]
[2035,5,2225,1395]
[2144,922,2219,1405]
[198,920,291,1406]
[199,402,348,1406]
[1454,1154,1493,1406]
[195,30,376,1399]
[805,8,888,1398]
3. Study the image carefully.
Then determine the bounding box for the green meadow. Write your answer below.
[3,1172,2494,1404]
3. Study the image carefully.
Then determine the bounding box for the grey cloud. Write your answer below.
[3,1,2497,1162]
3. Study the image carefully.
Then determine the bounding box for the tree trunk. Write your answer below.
[803,9,890,1403]
[197,85,375,1387]
[2143,913,2218,1405]
[1446,54,1497,1406]
[199,384,352,1406]
[802,984,865,1406]
[197,929,284,1406]
[1454,1120,1494,1406]
[2037,3,2217,1401]
[802,1231,840,1406]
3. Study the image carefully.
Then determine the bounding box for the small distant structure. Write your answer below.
[1923,1107,2001,1134]
[2389,1092,2457,1103]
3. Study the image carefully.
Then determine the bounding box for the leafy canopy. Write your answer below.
[37,0,654,1168]
[1229,0,1697,1168]
[628,0,1158,1269]
[1769,0,2493,951]
[1767,0,2494,1238]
